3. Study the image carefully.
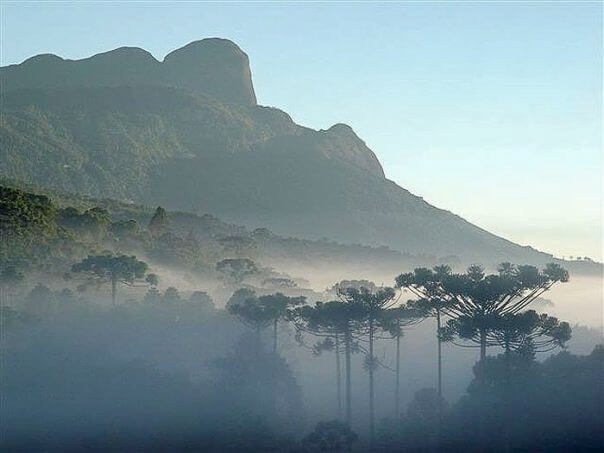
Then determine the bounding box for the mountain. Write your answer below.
[0,38,567,266]
[1,38,256,105]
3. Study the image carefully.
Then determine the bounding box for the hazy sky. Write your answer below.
[1,1,602,261]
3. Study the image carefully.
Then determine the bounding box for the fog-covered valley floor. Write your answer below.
[1,185,602,451]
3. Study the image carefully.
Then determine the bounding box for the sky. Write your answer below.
[1,1,602,261]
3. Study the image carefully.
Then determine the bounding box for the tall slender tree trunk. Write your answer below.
[395,333,401,419]
[335,333,342,419]
[436,309,442,400]
[503,342,512,452]
[255,325,262,348]
[480,328,487,361]
[436,309,443,446]
[111,275,117,306]
[344,326,352,427]
[503,342,512,394]
[0,286,4,340]
[368,318,375,446]
[272,318,278,354]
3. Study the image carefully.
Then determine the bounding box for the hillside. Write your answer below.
[2,183,459,301]
[0,38,580,266]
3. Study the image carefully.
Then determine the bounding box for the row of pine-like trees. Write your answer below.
[57,251,571,447]
[227,262,571,445]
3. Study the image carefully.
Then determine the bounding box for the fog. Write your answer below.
[544,275,603,328]
[2,261,602,451]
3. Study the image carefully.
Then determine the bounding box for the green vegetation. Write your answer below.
[70,254,158,306]
[1,184,448,303]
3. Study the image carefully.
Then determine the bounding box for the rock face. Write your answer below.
[0,38,559,265]
[319,123,385,177]
[0,38,256,105]
[163,38,256,105]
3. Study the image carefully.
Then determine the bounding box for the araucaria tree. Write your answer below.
[396,262,569,444]
[228,292,305,353]
[396,262,569,360]
[337,285,398,445]
[395,265,454,404]
[148,206,169,236]
[442,309,571,356]
[263,293,306,353]
[71,254,158,305]
[292,299,364,426]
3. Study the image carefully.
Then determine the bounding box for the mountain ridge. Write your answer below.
[2,38,257,105]
[0,38,574,266]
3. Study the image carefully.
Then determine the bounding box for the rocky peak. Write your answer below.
[1,38,257,105]
[163,38,256,105]
[320,123,385,177]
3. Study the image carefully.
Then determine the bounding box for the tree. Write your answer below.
[216,258,259,284]
[143,287,162,304]
[226,288,256,308]
[442,309,571,357]
[162,287,181,304]
[396,262,568,445]
[292,300,364,426]
[188,290,214,309]
[396,262,569,362]
[149,231,199,265]
[109,219,142,240]
[228,292,305,353]
[404,388,448,450]
[337,285,397,445]
[302,420,358,452]
[71,254,158,306]
[396,262,568,441]
[148,206,169,236]
[451,346,603,451]
[212,332,303,435]
[408,387,448,426]
[228,293,274,337]
[463,309,571,449]
[264,293,306,353]
[58,206,110,239]
[395,265,453,406]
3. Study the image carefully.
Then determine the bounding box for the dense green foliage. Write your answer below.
[1,184,446,301]
[374,346,604,451]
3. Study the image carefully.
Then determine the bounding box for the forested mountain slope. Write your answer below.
[0,38,573,265]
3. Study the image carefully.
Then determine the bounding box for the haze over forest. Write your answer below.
[1,8,602,452]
